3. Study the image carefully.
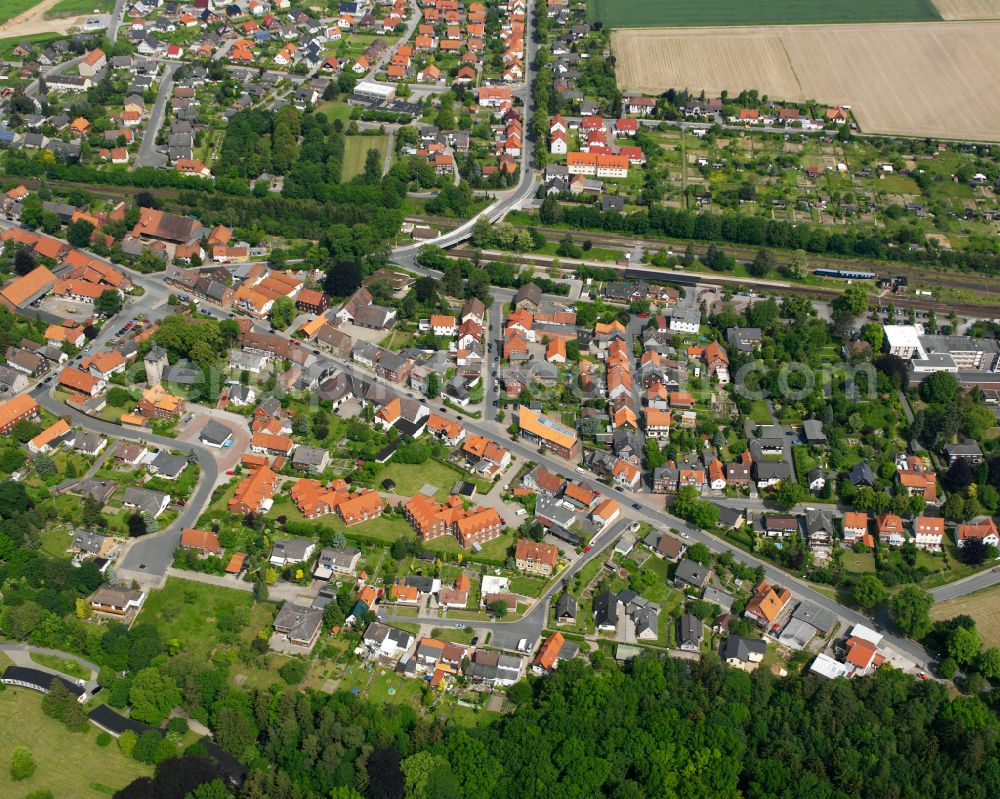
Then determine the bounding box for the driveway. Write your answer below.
[0,642,100,693]
[165,567,252,593]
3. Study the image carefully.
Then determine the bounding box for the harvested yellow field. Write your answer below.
[612,22,1000,141]
[932,0,1000,19]
[930,584,1000,648]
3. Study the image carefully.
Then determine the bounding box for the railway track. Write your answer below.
[520,224,1000,297]
[447,247,1000,317]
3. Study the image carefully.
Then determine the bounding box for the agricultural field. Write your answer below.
[587,0,940,27]
[0,690,151,798]
[932,0,1000,18]
[612,22,1000,141]
[930,584,1000,647]
[342,134,390,180]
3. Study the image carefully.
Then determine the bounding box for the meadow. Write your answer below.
[587,0,940,27]
[342,134,390,180]
[0,690,150,798]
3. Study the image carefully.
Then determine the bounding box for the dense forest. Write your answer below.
[106,654,1000,799]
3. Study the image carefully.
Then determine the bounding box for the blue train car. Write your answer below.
[813,268,876,280]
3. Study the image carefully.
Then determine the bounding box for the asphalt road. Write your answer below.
[31,380,220,584]
[931,567,1000,601]
[108,0,128,42]
[135,61,178,169]
[390,5,540,262]
[482,299,503,422]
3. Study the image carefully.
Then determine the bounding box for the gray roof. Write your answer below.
[555,593,577,619]
[150,451,186,478]
[804,509,835,537]
[122,487,169,516]
[754,461,792,480]
[674,558,710,589]
[722,635,767,663]
[272,538,313,562]
[847,461,875,486]
[229,385,254,404]
[702,586,734,612]
[200,419,233,446]
[633,604,658,637]
[593,591,619,627]
[791,600,837,635]
[725,327,761,352]
[801,419,827,442]
[71,529,108,554]
[318,546,360,570]
[273,602,323,644]
[678,613,703,646]
[292,445,328,467]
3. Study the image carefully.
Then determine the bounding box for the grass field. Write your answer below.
[45,0,113,18]
[612,22,1000,142]
[0,0,41,26]
[137,577,268,660]
[0,690,150,798]
[587,0,940,27]
[930,584,1000,648]
[379,460,466,501]
[342,135,389,181]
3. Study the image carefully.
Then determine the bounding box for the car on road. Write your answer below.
[492,400,498,407]
[454,623,466,629]
[680,531,690,540]
[582,545,592,554]
[632,503,641,510]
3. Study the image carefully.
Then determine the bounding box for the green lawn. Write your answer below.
[587,0,940,26]
[46,0,114,17]
[30,651,91,680]
[314,99,353,123]
[342,135,389,181]
[0,690,151,798]
[137,577,269,661]
[430,626,476,644]
[0,0,40,25]
[749,400,772,425]
[843,551,876,574]
[509,574,549,597]
[379,460,467,501]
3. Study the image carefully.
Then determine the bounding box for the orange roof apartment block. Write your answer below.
[0,393,39,434]
[229,465,280,515]
[404,493,504,548]
[336,490,384,526]
[139,383,185,419]
[516,405,580,461]
[514,539,559,575]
